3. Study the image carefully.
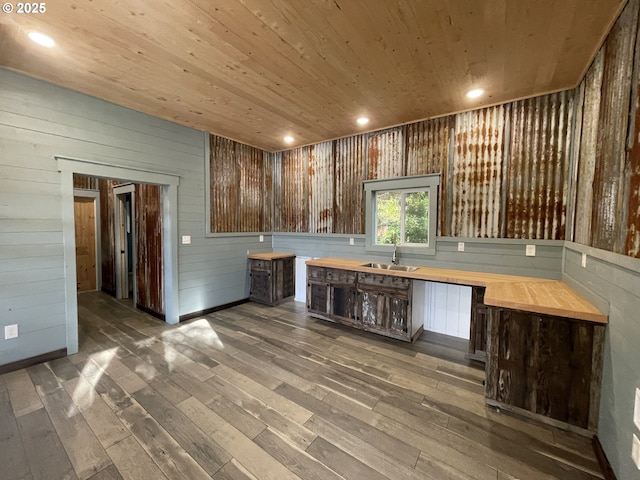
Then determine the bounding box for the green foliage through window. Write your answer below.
[375,189,429,245]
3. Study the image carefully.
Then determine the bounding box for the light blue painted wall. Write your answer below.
[273,233,564,279]
[563,242,640,477]
[0,67,266,366]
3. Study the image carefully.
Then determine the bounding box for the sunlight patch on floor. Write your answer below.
[175,319,225,349]
[69,347,119,416]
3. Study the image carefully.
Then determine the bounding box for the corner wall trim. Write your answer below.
[0,348,67,375]
[592,435,617,480]
[179,298,250,322]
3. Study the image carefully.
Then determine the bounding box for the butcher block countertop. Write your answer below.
[248,252,295,260]
[306,258,607,324]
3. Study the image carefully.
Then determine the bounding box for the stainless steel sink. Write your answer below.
[362,262,419,272]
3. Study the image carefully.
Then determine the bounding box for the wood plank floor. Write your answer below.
[0,291,604,480]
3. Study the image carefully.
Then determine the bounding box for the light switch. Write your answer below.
[181,235,191,245]
[525,244,536,257]
[5,324,18,340]
[349,237,355,246]
[259,235,264,242]
[457,242,465,252]
[581,253,587,268]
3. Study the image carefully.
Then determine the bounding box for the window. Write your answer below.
[375,189,430,245]
[364,175,439,255]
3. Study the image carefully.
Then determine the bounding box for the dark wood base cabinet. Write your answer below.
[467,286,488,363]
[249,255,295,306]
[307,266,423,342]
[485,307,604,433]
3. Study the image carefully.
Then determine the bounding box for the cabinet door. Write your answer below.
[250,270,272,304]
[387,296,409,336]
[359,291,385,330]
[330,284,357,324]
[468,286,487,362]
[486,308,596,430]
[358,287,411,338]
[307,281,330,315]
[282,257,295,298]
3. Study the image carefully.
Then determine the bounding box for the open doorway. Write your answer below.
[114,184,136,304]
[60,157,180,356]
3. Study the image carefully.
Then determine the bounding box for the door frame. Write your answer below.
[57,156,180,355]
[73,189,101,292]
[113,183,136,303]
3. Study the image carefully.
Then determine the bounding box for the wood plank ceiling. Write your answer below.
[0,0,626,151]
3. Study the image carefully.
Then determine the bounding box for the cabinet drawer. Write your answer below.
[357,272,411,290]
[250,259,271,271]
[326,268,357,284]
[307,266,326,281]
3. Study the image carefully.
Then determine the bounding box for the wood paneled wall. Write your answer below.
[73,174,99,190]
[209,0,640,259]
[98,178,117,295]
[135,183,164,316]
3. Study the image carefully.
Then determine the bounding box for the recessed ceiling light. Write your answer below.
[466,88,484,99]
[28,32,55,48]
[357,117,369,125]
[283,136,294,144]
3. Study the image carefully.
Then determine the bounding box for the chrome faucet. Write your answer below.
[391,243,398,265]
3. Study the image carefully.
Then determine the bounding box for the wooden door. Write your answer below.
[74,197,97,292]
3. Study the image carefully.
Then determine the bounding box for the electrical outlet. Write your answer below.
[349,237,355,246]
[457,242,465,252]
[247,250,250,255]
[181,235,191,245]
[581,253,587,268]
[259,235,264,242]
[525,244,536,257]
[5,324,18,340]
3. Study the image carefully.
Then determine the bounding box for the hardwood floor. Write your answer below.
[0,291,604,480]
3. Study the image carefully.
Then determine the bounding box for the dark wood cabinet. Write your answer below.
[485,307,604,432]
[249,253,295,306]
[307,266,420,342]
[467,286,488,362]
[357,272,413,340]
[307,266,357,324]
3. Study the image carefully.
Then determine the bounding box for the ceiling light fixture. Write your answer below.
[28,31,55,48]
[357,117,369,125]
[466,88,484,99]
[283,135,294,144]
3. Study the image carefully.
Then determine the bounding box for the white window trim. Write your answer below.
[364,174,440,256]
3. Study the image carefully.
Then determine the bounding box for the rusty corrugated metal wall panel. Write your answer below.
[136,183,164,316]
[210,135,237,233]
[406,117,453,236]
[625,10,640,259]
[507,91,574,240]
[591,0,639,253]
[73,174,99,190]
[272,151,283,232]
[335,135,366,234]
[367,127,405,180]
[574,51,604,246]
[263,151,273,232]
[98,178,117,295]
[309,141,334,233]
[275,147,309,232]
[450,106,506,237]
[237,143,264,232]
